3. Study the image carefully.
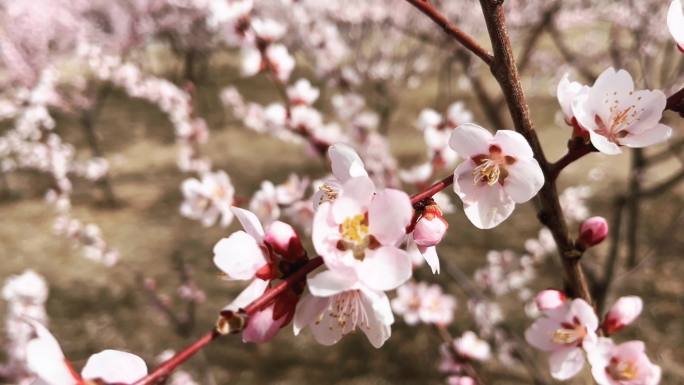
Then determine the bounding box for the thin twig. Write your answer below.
[403,0,494,65]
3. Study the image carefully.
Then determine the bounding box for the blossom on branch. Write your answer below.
[525,298,598,380]
[449,123,544,229]
[180,170,235,227]
[588,339,661,385]
[391,281,456,326]
[25,321,147,385]
[213,207,307,343]
[571,68,672,155]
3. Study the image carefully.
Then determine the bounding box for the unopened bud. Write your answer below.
[603,296,642,334]
[264,221,306,262]
[413,205,448,247]
[577,216,608,248]
[534,289,566,311]
[217,310,246,335]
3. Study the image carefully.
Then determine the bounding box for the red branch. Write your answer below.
[403,0,494,65]
[244,256,323,315]
[410,174,454,205]
[132,257,323,385]
[132,330,220,385]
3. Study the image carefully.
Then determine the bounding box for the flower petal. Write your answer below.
[369,189,412,246]
[225,278,269,311]
[213,231,267,280]
[231,207,265,243]
[503,157,544,203]
[25,322,77,385]
[587,129,622,155]
[359,288,393,348]
[307,269,357,297]
[242,304,287,343]
[492,130,533,159]
[328,143,368,182]
[419,245,440,274]
[293,293,329,335]
[463,186,515,229]
[620,123,672,148]
[449,123,493,158]
[358,247,412,291]
[81,350,148,384]
[549,347,585,380]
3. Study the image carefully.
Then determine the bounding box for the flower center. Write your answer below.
[471,145,515,186]
[337,214,377,260]
[318,184,338,204]
[607,358,639,381]
[594,104,638,142]
[317,290,370,332]
[551,317,587,345]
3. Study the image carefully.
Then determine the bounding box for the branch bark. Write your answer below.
[478,0,592,303]
[403,0,494,65]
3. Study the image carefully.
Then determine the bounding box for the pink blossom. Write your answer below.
[391,281,456,325]
[446,102,473,127]
[265,44,295,82]
[294,287,393,348]
[312,143,368,208]
[287,79,320,105]
[535,289,566,311]
[557,73,589,125]
[311,174,413,293]
[413,206,448,248]
[454,331,491,361]
[180,170,235,227]
[263,220,306,262]
[668,0,684,51]
[578,216,609,247]
[449,123,544,229]
[571,68,672,155]
[25,321,147,385]
[525,298,599,380]
[588,338,661,385]
[249,180,280,225]
[603,296,643,334]
[214,208,305,343]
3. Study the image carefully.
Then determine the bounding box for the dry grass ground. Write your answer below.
[0,55,682,384]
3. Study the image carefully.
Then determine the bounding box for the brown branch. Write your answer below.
[548,138,596,181]
[478,0,592,304]
[403,0,494,65]
[666,86,684,116]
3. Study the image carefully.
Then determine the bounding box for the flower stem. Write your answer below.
[410,174,454,205]
[133,257,324,385]
[132,330,221,385]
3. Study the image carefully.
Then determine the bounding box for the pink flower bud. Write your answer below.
[578,216,608,247]
[448,376,476,385]
[413,206,448,247]
[603,296,643,334]
[241,303,288,343]
[535,289,566,311]
[264,221,306,262]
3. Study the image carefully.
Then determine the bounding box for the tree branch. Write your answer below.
[403,0,494,65]
[478,0,592,304]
